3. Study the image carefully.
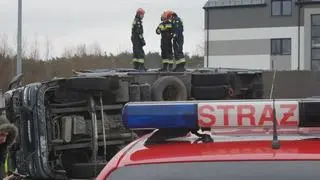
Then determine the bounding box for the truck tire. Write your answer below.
[151,76,187,101]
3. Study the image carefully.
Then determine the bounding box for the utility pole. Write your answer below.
[17,0,22,75]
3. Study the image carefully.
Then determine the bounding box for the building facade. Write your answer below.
[203,0,320,70]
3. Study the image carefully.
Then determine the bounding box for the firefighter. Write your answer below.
[0,115,18,180]
[156,12,166,71]
[168,11,186,72]
[156,11,174,71]
[131,8,147,71]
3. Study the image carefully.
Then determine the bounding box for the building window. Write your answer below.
[311,14,320,70]
[271,38,291,55]
[271,0,292,16]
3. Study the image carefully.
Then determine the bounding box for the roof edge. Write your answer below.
[296,1,320,5]
[203,0,267,10]
[203,3,267,10]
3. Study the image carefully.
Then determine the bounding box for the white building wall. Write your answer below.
[204,26,305,70]
[299,27,305,70]
[304,7,320,70]
[207,55,270,70]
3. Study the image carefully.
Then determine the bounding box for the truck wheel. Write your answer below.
[151,76,187,101]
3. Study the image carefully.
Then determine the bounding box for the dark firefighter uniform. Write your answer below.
[131,9,146,71]
[156,19,174,71]
[171,13,185,72]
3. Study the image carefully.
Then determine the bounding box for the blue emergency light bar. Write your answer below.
[122,102,198,129]
[121,99,320,130]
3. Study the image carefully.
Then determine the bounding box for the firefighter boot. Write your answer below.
[138,63,147,71]
[133,62,139,70]
[168,64,173,71]
[159,63,168,72]
[173,62,186,72]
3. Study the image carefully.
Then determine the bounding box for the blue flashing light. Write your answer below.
[122,102,198,129]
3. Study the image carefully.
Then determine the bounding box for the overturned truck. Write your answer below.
[4,68,263,179]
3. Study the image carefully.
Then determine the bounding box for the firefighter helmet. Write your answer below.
[166,10,174,19]
[136,8,145,16]
[161,11,168,21]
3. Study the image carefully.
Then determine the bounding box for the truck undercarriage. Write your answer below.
[4,68,264,179]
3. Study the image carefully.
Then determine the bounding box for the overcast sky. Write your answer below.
[0,0,207,59]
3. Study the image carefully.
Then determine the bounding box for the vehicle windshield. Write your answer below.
[107,161,320,180]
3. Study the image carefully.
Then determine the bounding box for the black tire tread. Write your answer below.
[151,76,187,101]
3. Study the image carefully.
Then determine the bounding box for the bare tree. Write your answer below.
[29,34,40,60]
[90,42,102,56]
[76,44,87,57]
[62,46,74,58]
[13,34,28,59]
[22,36,29,58]
[45,36,53,60]
[0,33,12,57]
[195,43,205,57]
[198,34,205,56]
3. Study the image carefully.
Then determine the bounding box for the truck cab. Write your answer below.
[5,74,134,179]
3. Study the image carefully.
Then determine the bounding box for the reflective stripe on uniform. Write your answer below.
[158,24,171,31]
[132,58,144,63]
[167,60,174,64]
[133,59,144,63]
[165,24,172,28]
[158,25,165,31]
[175,58,186,64]
[162,59,170,64]
[4,153,8,176]
[136,59,144,63]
